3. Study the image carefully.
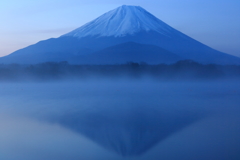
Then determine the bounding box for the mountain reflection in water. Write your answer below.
[48,105,204,156]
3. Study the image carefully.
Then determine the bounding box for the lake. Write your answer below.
[0,79,239,160]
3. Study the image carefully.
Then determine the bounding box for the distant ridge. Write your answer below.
[0,5,240,65]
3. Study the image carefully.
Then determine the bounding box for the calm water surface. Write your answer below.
[0,80,239,160]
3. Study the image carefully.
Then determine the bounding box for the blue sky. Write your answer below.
[0,0,240,57]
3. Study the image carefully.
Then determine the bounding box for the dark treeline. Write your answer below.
[0,60,239,81]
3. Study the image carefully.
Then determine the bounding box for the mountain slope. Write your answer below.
[68,42,182,64]
[0,5,239,65]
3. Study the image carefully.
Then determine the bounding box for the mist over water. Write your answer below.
[0,79,240,160]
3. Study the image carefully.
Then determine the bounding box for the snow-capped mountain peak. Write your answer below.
[62,5,174,38]
[2,5,240,65]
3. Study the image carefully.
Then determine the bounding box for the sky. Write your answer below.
[0,0,240,57]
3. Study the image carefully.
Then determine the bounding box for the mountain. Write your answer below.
[0,5,239,65]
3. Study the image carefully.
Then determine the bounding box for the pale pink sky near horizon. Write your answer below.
[0,0,240,57]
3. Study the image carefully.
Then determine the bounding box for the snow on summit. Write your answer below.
[62,5,175,38]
